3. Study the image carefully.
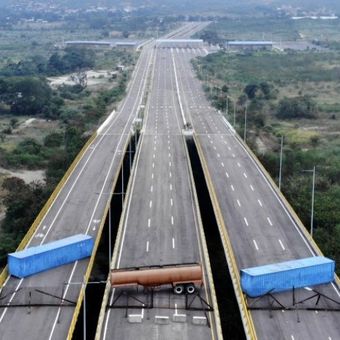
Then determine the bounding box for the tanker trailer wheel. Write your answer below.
[173,284,184,295]
[185,283,196,294]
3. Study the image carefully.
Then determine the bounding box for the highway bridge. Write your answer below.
[1,21,339,340]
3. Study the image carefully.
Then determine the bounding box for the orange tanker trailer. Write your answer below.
[110,263,203,294]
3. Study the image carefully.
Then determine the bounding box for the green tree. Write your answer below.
[7,77,52,116]
[276,96,317,119]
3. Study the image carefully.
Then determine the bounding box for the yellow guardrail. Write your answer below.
[67,133,131,340]
[235,134,340,287]
[183,135,223,340]
[0,132,97,287]
[194,135,257,340]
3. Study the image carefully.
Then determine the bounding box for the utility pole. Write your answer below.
[233,100,236,127]
[278,136,284,191]
[311,166,316,238]
[243,104,247,142]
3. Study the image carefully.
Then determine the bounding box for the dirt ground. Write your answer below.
[48,70,116,88]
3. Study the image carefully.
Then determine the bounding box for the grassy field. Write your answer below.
[210,17,340,42]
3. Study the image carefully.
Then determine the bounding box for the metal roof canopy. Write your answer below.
[227,41,273,45]
[156,39,204,43]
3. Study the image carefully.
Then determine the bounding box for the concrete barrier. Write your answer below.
[128,314,143,323]
[173,313,187,323]
[192,316,207,326]
[154,316,169,325]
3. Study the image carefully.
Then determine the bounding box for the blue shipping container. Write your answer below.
[241,256,335,297]
[8,234,94,278]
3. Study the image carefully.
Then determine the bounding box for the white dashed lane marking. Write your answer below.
[279,239,285,250]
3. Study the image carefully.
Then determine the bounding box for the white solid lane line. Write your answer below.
[244,217,249,226]
[253,240,259,251]
[267,217,273,226]
[278,239,286,250]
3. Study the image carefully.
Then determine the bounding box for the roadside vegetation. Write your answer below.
[0,26,138,267]
[193,47,340,272]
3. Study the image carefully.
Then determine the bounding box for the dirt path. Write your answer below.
[0,167,45,184]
